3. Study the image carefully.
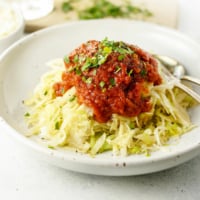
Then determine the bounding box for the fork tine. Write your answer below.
[155,58,200,103]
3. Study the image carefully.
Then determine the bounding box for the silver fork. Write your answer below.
[154,54,200,86]
[159,62,200,103]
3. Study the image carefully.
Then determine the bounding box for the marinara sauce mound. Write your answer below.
[54,39,162,123]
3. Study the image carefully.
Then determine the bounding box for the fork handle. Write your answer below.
[175,82,200,103]
[181,75,200,86]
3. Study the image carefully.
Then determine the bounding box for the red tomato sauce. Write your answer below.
[53,39,162,123]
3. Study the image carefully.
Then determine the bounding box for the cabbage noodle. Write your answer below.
[24,59,195,156]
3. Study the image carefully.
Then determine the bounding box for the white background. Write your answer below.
[1,0,200,199]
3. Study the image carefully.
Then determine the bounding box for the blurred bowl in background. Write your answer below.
[0,2,24,54]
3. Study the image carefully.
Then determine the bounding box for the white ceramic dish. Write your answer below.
[0,2,24,54]
[0,19,200,176]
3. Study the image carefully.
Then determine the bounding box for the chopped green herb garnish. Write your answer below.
[101,38,134,58]
[75,67,82,75]
[85,77,93,84]
[48,145,55,149]
[81,61,91,71]
[118,54,125,61]
[62,2,74,12]
[101,37,115,48]
[62,0,153,20]
[82,76,92,84]
[93,69,97,76]
[141,69,147,76]
[130,146,141,154]
[115,45,134,55]
[81,54,108,71]
[44,91,48,96]
[129,122,135,129]
[69,95,76,102]
[99,81,105,88]
[55,121,60,130]
[79,55,86,63]
[115,65,121,73]
[128,69,133,76]
[127,5,142,14]
[143,9,153,17]
[109,78,115,86]
[64,56,70,64]
[103,46,112,54]
[73,55,79,63]
[82,76,87,82]
[97,54,107,65]
[24,112,30,117]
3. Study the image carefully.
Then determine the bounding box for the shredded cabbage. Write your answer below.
[24,59,196,156]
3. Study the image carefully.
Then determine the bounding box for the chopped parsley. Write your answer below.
[129,122,135,129]
[103,46,112,54]
[101,38,134,57]
[93,69,97,75]
[64,56,70,64]
[82,76,93,84]
[24,112,30,117]
[140,69,147,76]
[118,54,125,61]
[44,90,48,96]
[99,81,105,88]
[81,60,91,71]
[115,65,121,73]
[73,55,79,63]
[48,145,55,149]
[109,78,115,86]
[62,2,73,12]
[85,77,93,84]
[55,121,60,130]
[128,69,133,76]
[64,38,148,95]
[75,67,82,75]
[61,0,153,20]
[69,95,76,102]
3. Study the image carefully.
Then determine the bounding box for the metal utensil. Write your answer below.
[153,55,200,86]
[154,55,200,103]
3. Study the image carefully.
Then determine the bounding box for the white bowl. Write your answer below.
[0,19,200,176]
[0,3,24,54]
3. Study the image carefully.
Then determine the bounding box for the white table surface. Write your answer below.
[1,0,200,199]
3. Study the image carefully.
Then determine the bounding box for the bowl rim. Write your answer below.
[0,2,24,42]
